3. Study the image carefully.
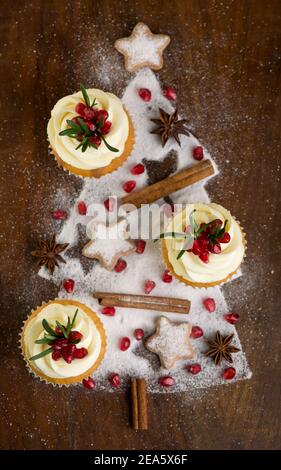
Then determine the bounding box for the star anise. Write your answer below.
[150,108,193,147]
[204,331,240,366]
[31,235,69,274]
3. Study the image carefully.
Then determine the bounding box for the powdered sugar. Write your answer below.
[38,68,251,395]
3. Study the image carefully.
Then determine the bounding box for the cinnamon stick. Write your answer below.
[94,291,190,314]
[121,159,214,209]
[131,378,148,430]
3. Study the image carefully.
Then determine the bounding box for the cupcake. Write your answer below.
[162,203,246,287]
[47,84,134,177]
[21,299,106,386]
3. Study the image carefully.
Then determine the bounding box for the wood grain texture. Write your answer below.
[0,0,281,450]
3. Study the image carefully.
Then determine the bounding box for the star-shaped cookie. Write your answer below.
[114,22,170,73]
[145,316,196,369]
[82,219,135,271]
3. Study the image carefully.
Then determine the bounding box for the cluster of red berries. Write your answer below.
[188,219,231,264]
[72,102,112,148]
[51,328,88,364]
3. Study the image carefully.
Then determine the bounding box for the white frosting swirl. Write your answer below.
[165,203,245,283]
[47,89,129,170]
[24,303,102,379]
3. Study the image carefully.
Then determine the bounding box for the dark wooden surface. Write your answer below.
[0,0,281,450]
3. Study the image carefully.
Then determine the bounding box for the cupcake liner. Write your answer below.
[162,218,247,288]
[49,108,135,178]
[20,299,107,387]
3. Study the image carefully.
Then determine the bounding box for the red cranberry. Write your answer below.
[89,135,101,147]
[131,163,145,175]
[119,337,130,351]
[222,367,236,380]
[144,279,156,294]
[135,239,146,254]
[162,269,173,283]
[77,201,87,215]
[101,120,112,134]
[104,197,115,212]
[199,251,209,263]
[63,279,75,294]
[114,259,127,273]
[83,107,96,120]
[68,330,83,342]
[123,180,136,193]
[97,109,109,122]
[186,363,202,375]
[134,328,144,340]
[82,377,96,389]
[52,350,62,361]
[163,86,177,101]
[75,102,86,116]
[73,347,88,359]
[219,232,231,243]
[203,298,216,312]
[52,209,67,220]
[159,376,174,387]
[190,326,204,339]
[52,338,68,350]
[138,88,151,102]
[101,306,116,316]
[109,373,121,388]
[193,146,204,161]
[224,312,240,324]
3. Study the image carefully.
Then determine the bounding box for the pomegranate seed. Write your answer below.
[186,363,202,375]
[75,102,86,116]
[159,376,174,387]
[210,243,221,254]
[89,135,101,147]
[190,326,204,339]
[224,312,240,324]
[62,344,76,364]
[52,209,67,220]
[199,251,209,263]
[77,201,87,215]
[55,326,62,335]
[109,373,121,388]
[193,146,204,161]
[101,306,116,316]
[162,269,173,283]
[83,107,96,120]
[52,338,68,350]
[119,337,130,351]
[63,279,75,294]
[135,239,146,254]
[123,180,136,193]
[68,330,83,342]
[85,120,96,131]
[192,239,203,255]
[73,347,88,359]
[97,109,109,121]
[203,298,216,312]
[131,163,145,175]
[104,197,115,212]
[114,259,127,273]
[222,367,236,380]
[163,86,177,101]
[52,350,62,361]
[144,279,156,294]
[82,377,96,389]
[138,88,151,102]
[134,328,144,340]
[101,120,112,134]
[219,232,231,243]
